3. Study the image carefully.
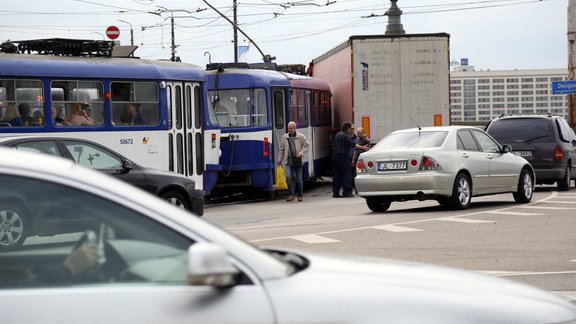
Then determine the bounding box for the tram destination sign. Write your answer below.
[552,80,576,95]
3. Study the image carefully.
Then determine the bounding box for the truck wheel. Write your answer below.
[449,173,471,210]
[513,168,534,203]
[161,191,190,210]
[366,197,391,212]
[0,203,30,250]
[558,164,571,191]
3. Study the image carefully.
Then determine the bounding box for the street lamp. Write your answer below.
[118,19,134,46]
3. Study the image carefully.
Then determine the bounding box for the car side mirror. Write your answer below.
[187,242,239,288]
[572,139,576,147]
[501,144,512,154]
[122,159,134,173]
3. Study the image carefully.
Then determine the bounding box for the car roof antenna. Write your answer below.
[409,116,422,131]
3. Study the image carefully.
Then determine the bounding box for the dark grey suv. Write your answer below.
[485,115,576,191]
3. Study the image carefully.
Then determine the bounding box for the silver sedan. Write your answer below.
[355,126,535,212]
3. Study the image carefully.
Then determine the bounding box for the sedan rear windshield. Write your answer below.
[372,131,448,151]
[488,119,555,144]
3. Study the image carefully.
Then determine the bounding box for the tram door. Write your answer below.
[271,88,287,187]
[167,82,204,190]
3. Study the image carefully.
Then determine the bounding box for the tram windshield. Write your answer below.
[208,89,267,128]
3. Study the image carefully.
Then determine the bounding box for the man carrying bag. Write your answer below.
[277,121,310,202]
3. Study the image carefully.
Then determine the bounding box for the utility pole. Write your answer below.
[154,6,196,62]
[202,0,275,63]
[170,14,176,61]
[233,0,238,63]
[568,0,576,126]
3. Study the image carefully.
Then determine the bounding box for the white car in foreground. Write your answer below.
[0,149,574,323]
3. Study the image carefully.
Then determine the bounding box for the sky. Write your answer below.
[0,0,569,71]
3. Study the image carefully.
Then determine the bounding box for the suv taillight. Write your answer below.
[554,146,564,161]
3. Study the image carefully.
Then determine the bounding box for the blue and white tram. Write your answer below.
[206,64,332,196]
[0,49,221,196]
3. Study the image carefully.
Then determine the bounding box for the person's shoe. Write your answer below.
[298,196,303,202]
[286,196,294,202]
[332,194,342,198]
[342,193,354,198]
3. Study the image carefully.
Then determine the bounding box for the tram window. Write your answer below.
[194,86,202,129]
[195,132,203,175]
[51,80,104,126]
[186,86,192,129]
[273,90,285,129]
[187,133,193,177]
[111,82,159,126]
[175,85,183,130]
[290,89,307,127]
[169,134,174,172]
[177,134,184,175]
[167,86,172,129]
[0,79,44,128]
[253,89,267,127]
[208,89,265,128]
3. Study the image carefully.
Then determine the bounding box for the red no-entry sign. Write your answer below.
[105,26,120,40]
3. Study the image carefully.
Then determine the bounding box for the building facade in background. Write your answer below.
[450,67,568,124]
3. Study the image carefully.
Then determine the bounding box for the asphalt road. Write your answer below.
[204,180,576,304]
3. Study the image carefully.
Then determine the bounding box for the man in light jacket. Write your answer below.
[277,121,310,202]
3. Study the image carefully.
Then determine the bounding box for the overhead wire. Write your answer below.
[0,0,560,60]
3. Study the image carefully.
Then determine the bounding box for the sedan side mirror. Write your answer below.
[187,242,239,288]
[501,144,512,154]
[122,159,134,173]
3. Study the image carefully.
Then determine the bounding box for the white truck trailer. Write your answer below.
[310,33,451,141]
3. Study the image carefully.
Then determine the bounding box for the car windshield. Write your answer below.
[372,131,448,151]
[488,119,555,144]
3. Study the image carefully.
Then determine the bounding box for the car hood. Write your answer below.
[263,251,576,324]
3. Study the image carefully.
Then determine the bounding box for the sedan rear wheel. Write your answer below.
[513,168,534,203]
[449,173,471,210]
[557,164,571,191]
[161,191,190,210]
[0,204,29,250]
[366,197,392,213]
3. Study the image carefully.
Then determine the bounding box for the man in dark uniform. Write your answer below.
[332,121,369,197]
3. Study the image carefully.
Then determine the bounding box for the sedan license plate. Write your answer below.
[513,151,533,158]
[378,161,407,171]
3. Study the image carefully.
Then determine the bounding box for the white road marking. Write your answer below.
[485,211,543,216]
[570,259,576,262]
[437,217,495,223]
[538,200,576,204]
[250,191,559,244]
[290,234,340,244]
[520,206,576,210]
[372,225,423,232]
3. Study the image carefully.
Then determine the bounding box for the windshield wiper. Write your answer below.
[522,135,548,144]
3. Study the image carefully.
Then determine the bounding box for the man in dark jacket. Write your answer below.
[332,121,368,198]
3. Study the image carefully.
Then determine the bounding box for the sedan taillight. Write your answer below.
[357,159,374,173]
[554,146,564,161]
[419,156,441,171]
[357,160,366,173]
